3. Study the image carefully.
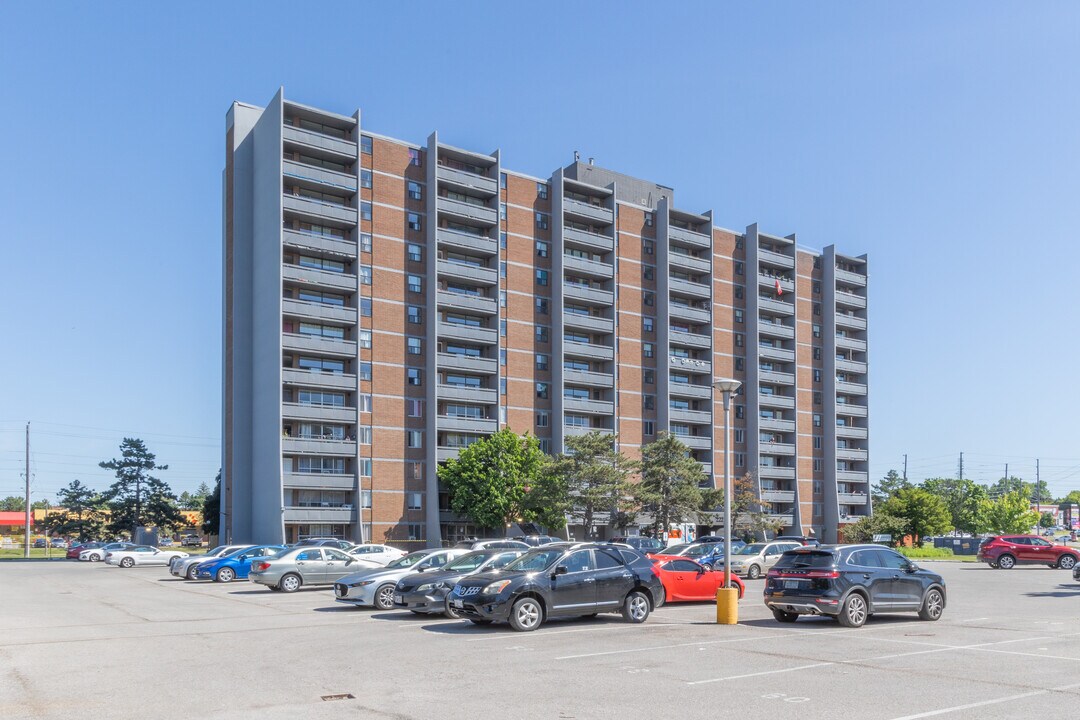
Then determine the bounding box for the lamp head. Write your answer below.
[712,378,742,395]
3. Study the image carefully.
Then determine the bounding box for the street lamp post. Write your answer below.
[713,378,741,625]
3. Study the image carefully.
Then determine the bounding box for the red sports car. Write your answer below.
[67,542,101,559]
[651,556,745,604]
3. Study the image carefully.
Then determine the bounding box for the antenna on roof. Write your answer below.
[573,150,580,162]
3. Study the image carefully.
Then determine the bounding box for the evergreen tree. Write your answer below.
[99,438,184,537]
[872,469,911,505]
[636,433,708,537]
[0,496,24,511]
[201,472,221,536]
[549,431,637,540]
[46,480,107,540]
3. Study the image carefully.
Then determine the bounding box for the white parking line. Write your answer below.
[885,681,1080,720]
[555,632,789,660]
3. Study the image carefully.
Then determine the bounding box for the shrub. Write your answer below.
[899,546,955,559]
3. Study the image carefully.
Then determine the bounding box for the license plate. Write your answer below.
[784,580,803,589]
[393,594,403,604]
[451,599,464,609]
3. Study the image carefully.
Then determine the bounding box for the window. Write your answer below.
[735,333,744,348]
[361,135,373,154]
[735,357,744,371]
[644,292,655,307]
[535,212,548,230]
[535,269,549,286]
[359,330,372,349]
[643,317,654,333]
[359,393,372,412]
[500,320,507,337]
[643,266,654,281]
[813,347,821,360]
[359,362,372,381]
[359,458,372,477]
[361,490,372,508]
[407,431,423,449]
[361,170,372,189]
[536,382,549,399]
[735,405,745,419]
[500,261,507,278]
[359,265,372,285]
[734,261,744,276]
[644,421,654,436]
[407,275,422,294]
[360,233,372,253]
[643,395,655,410]
[735,236,744,249]
[408,181,422,200]
[735,453,745,468]
[500,378,507,395]
[407,213,422,231]
[643,342,654,358]
[535,325,549,343]
[500,203,507,220]
[407,337,422,355]
[408,148,422,167]
[813,414,822,427]
[734,309,744,324]
[361,202,372,221]
[813,369,822,383]
[814,256,821,269]
[643,240,654,255]
[499,231,507,249]
[734,286,744,299]
[500,349,507,366]
[535,297,548,315]
[734,429,744,443]
[406,399,423,418]
[812,324,821,338]
[407,492,422,510]
[536,411,549,428]
[813,391,822,405]
[409,462,423,480]
[813,281,821,294]
[644,211,654,227]
[536,354,549,371]
[813,436,822,450]
[500,291,507,308]
[813,302,821,316]
[407,368,422,386]
[357,427,372,444]
[360,298,372,317]
[407,305,422,324]
[537,182,548,199]
[813,458,823,472]
[499,172,507,189]
[538,439,550,453]
[407,243,422,262]
[407,524,424,541]
[644,369,654,385]
[536,240,548,257]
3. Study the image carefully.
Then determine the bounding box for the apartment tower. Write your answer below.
[222,89,870,546]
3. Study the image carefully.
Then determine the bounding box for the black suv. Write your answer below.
[610,536,665,553]
[448,543,663,631]
[763,544,946,628]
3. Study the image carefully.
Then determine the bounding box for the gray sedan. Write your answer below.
[333,548,468,609]
[248,546,361,592]
[170,544,253,580]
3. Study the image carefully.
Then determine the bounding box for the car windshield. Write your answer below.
[738,544,766,555]
[775,551,835,569]
[386,551,432,569]
[665,543,691,555]
[683,544,715,558]
[505,549,563,572]
[444,552,490,572]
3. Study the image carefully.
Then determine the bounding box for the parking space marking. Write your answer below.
[885,681,1080,720]
[688,662,834,683]
[464,620,692,643]
[555,631,791,660]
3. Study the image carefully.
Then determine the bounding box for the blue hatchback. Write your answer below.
[195,545,285,583]
[697,540,747,569]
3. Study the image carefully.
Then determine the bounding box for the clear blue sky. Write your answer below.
[2,2,1079,501]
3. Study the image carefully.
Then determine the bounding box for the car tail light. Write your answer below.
[254,562,271,571]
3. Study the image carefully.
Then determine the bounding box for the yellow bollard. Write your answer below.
[716,586,739,625]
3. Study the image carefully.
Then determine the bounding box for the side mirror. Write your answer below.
[700,566,710,574]
[554,565,568,576]
[345,557,355,565]
[905,562,919,573]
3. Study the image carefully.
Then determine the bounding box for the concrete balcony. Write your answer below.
[760,369,795,386]
[674,434,711,450]
[838,492,869,505]
[437,322,498,346]
[760,441,796,456]
[437,259,498,287]
[837,470,869,483]
[759,417,795,433]
[562,368,613,388]
[437,227,497,257]
[669,408,712,425]
[565,426,614,438]
[283,506,356,524]
[437,353,498,375]
[437,197,498,226]
[564,397,615,416]
[283,159,357,192]
[758,345,795,363]
[837,380,868,396]
[764,513,794,526]
[837,448,868,462]
[282,368,357,391]
[758,297,795,316]
[669,252,710,275]
[836,402,868,417]
[283,195,358,226]
[437,446,463,463]
[759,466,796,480]
[436,290,498,316]
[668,355,712,375]
[669,277,711,300]
[564,340,614,361]
[282,437,357,456]
[758,273,795,294]
[563,312,613,334]
[563,283,614,307]
[282,299,357,325]
[836,358,868,374]
[436,164,498,196]
[758,248,795,269]
[668,225,711,249]
[283,472,356,491]
[281,402,357,424]
[564,227,614,253]
[836,291,867,309]
[835,268,867,287]
[835,425,868,440]
[698,463,713,478]
[669,330,711,350]
[563,198,613,225]
[282,264,356,293]
[838,514,868,524]
[563,254,614,280]
[282,125,357,160]
[669,382,712,400]
[835,313,867,331]
[759,393,795,409]
[282,333,357,359]
[438,384,498,405]
[438,416,498,434]
[669,303,711,325]
[761,489,796,504]
[758,322,795,340]
[835,335,867,352]
[283,229,357,258]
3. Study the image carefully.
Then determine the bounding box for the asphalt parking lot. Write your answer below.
[3,560,1080,720]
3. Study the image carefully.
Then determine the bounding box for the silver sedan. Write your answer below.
[333,548,467,609]
[247,546,361,592]
[170,545,253,580]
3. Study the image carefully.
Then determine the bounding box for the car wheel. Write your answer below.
[621,591,651,624]
[837,593,868,628]
[279,573,301,593]
[997,554,1016,570]
[444,599,462,619]
[772,608,799,623]
[186,565,200,580]
[1058,555,1077,570]
[747,564,761,580]
[509,597,544,631]
[120,557,134,568]
[216,567,235,583]
[918,588,944,621]
[654,585,666,609]
[90,554,101,562]
[469,619,492,625]
[374,583,396,610]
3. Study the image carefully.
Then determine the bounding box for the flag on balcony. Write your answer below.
[775,278,783,296]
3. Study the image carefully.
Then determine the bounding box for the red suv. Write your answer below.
[977,535,1079,570]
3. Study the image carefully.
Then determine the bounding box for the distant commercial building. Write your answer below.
[222,88,870,546]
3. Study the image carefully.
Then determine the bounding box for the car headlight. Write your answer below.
[416,583,435,593]
[483,579,512,595]
[350,580,375,588]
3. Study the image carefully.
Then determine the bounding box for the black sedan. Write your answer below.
[448,543,663,631]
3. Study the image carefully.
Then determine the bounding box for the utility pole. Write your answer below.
[903,454,908,482]
[1036,459,1041,507]
[1005,463,1008,488]
[959,452,964,481]
[24,422,30,559]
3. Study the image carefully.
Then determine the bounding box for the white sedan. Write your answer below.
[80,542,135,562]
[106,545,189,568]
[347,543,408,566]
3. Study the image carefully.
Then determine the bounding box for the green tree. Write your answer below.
[882,487,951,544]
[872,469,911,505]
[722,472,783,539]
[1062,490,1080,506]
[31,499,51,511]
[201,472,221,536]
[45,480,107,540]
[982,490,1040,534]
[549,431,637,540]
[1039,511,1056,529]
[0,496,24,511]
[841,512,910,546]
[988,476,1030,500]
[921,477,989,535]
[438,429,549,532]
[99,438,185,537]
[636,433,708,537]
